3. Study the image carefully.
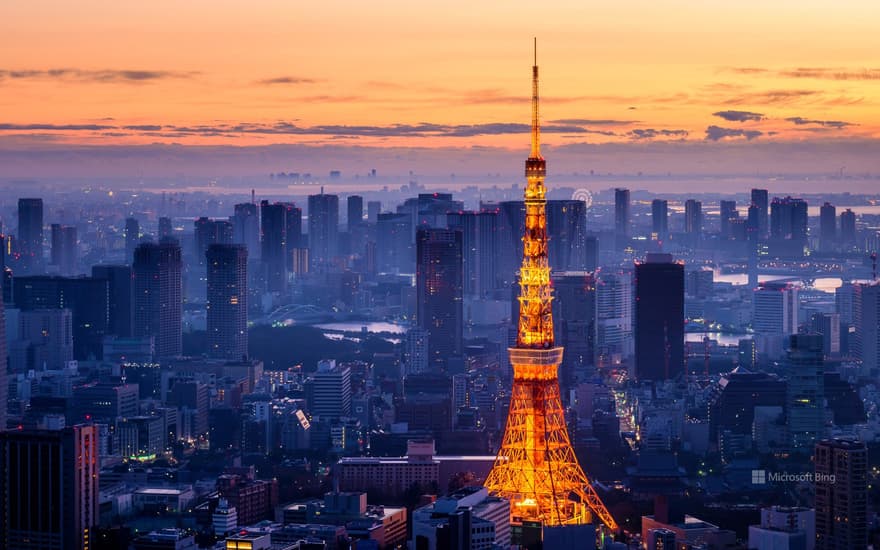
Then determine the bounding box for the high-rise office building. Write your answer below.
[282,202,303,270]
[546,200,588,271]
[206,244,248,360]
[786,334,825,452]
[193,217,233,266]
[416,228,463,369]
[811,312,841,358]
[751,188,769,238]
[770,196,808,241]
[853,282,879,375]
[719,200,737,239]
[0,298,7,431]
[819,202,836,251]
[814,438,867,550]
[232,202,260,260]
[347,195,364,232]
[552,272,596,389]
[305,360,352,420]
[497,200,588,279]
[12,308,74,371]
[307,192,339,269]
[49,223,62,266]
[92,265,134,338]
[447,209,501,297]
[72,382,139,423]
[614,188,630,244]
[158,216,172,240]
[634,254,684,380]
[367,200,381,223]
[651,199,668,241]
[0,425,99,550]
[17,198,44,274]
[260,201,287,292]
[124,217,140,264]
[684,199,702,243]
[840,208,856,248]
[50,224,77,275]
[376,213,413,273]
[753,282,799,335]
[596,271,633,364]
[12,275,110,360]
[133,240,182,358]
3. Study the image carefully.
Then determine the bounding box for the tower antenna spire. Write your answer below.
[531,38,541,159]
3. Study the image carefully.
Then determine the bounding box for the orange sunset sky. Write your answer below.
[2,0,880,182]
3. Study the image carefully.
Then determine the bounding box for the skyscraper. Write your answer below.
[158,216,173,240]
[193,217,233,266]
[49,223,62,266]
[206,244,248,360]
[786,334,825,452]
[12,275,110,360]
[416,228,463,368]
[546,200,588,271]
[596,271,634,364]
[232,202,260,260]
[485,48,616,530]
[308,192,339,269]
[0,298,6,431]
[814,438,867,550]
[260,200,287,292]
[17,198,44,274]
[840,208,856,248]
[367,200,381,223]
[133,240,182,358]
[719,200,737,240]
[50,224,77,275]
[651,199,668,241]
[753,282,799,336]
[552,271,596,389]
[447,209,501,297]
[0,425,99,550]
[684,199,702,243]
[12,308,74,371]
[347,195,364,232]
[770,196,808,241]
[306,360,352,420]
[376,212,413,273]
[634,253,685,380]
[92,265,134,338]
[853,282,879,375]
[819,202,836,251]
[751,188,769,238]
[282,202,303,270]
[614,188,630,245]
[124,217,140,263]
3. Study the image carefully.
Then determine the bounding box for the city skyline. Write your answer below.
[3,2,880,183]
[1,6,880,550]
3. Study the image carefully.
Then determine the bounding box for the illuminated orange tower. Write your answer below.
[484,41,618,531]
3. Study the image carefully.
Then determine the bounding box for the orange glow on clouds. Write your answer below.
[1,0,879,148]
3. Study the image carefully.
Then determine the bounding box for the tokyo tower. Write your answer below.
[483,41,618,531]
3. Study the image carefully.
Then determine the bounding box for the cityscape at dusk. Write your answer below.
[2,2,880,550]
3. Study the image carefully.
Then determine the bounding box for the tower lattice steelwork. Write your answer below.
[484,42,618,531]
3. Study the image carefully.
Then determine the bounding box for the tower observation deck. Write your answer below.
[483,41,618,532]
